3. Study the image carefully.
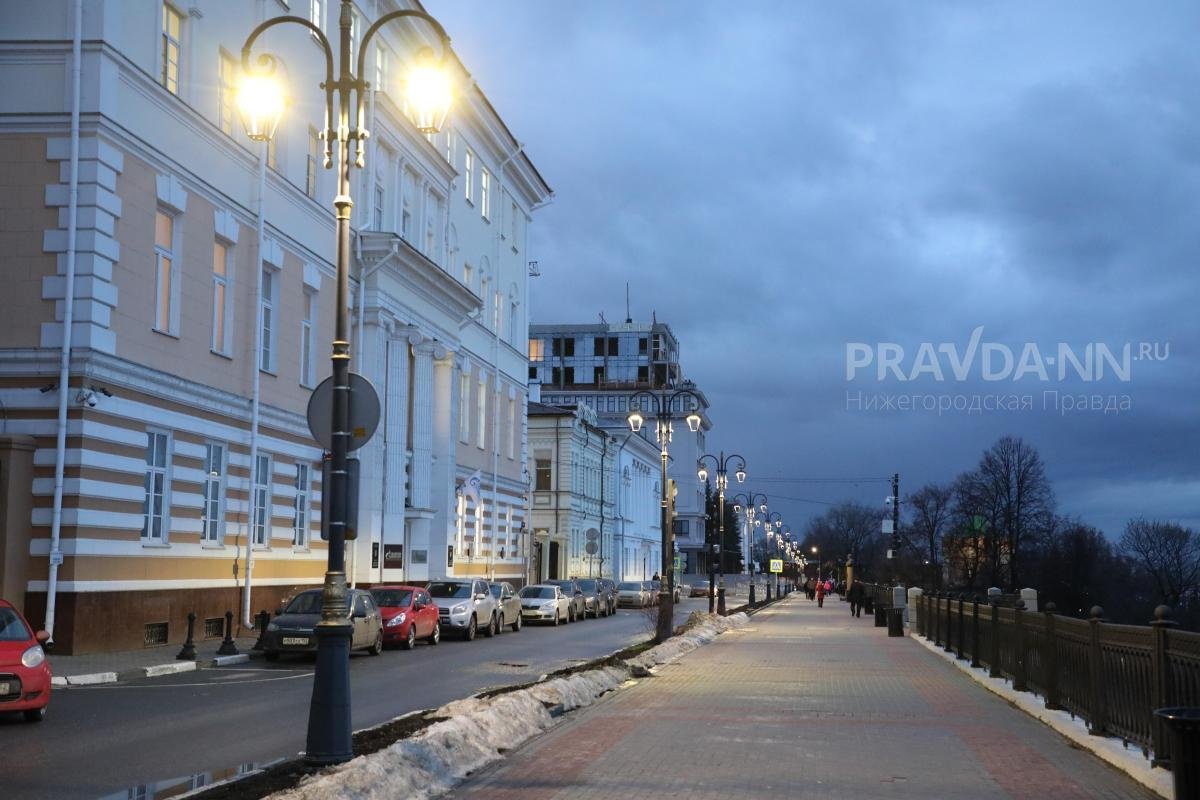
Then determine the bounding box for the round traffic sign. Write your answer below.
[585,541,599,555]
[306,372,381,451]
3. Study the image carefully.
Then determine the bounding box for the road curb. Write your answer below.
[211,654,250,667]
[910,632,1174,800]
[52,649,259,687]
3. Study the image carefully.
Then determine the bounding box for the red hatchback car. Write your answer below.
[370,585,440,650]
[0,600,52,722]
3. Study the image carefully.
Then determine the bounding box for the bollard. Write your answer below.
[766,582,772,602]
[717,586,726,616]
[887,607,904,637]
[749,583,756,607]
[1154,708,1200,797]
[176,612,197,661]
[874,604,887,628]
[254,609,271,649]
[216,609,239,656]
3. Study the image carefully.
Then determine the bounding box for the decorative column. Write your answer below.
[408,336,436,510]
[381,325,412,578]
[428,349,458,576]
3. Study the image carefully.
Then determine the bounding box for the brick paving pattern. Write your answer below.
[448,595,1160,800]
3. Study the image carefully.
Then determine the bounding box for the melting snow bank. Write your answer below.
[267,611,750,800]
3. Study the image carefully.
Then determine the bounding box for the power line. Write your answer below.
[751,477,892,484]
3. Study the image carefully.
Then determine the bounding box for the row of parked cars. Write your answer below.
[258,576,627,660]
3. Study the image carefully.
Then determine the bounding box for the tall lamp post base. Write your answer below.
[305,572,354,765]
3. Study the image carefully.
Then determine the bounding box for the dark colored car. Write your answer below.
[573,578,609,618]
[0,600,52,722]
[546,579,586,622]
[261,588,384,660]
[489,581,523,632]
[371,585,440,649]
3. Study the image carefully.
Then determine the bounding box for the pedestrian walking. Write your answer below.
[848,580,864,618]
[815,580,825,608]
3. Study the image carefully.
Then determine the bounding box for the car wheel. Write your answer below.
[488,612,498,637]
[513,613,522,632]
[553,609,560,626]
[402,625,417,651]
[429,622,441,645]
[23,707,46,723]
[568,606,575,623]
[464,616,477,641]
[368,630,384,656]
[495,611,505,635]
[264,651,280,662]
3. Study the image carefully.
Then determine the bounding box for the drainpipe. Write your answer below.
[44,0,84,643]
[241,143,267,630]
[599,430,608,579]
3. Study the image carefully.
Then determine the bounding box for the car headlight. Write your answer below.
[21,644,45,668]
[541,601,557,611]
[386,613,407,627]
[267,622,279,631]
[451,603,468,615]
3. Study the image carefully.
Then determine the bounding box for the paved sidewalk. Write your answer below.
[448,594,1159,800]
[48,634,258,682]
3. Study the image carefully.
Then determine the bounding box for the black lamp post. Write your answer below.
[626,389,703,643]
[697,451,746,615]
[237,1,452,765]
[730,492,768,605]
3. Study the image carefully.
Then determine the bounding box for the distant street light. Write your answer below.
[697,451,746,614]
[236,0,453,765]
[731,491,768,605]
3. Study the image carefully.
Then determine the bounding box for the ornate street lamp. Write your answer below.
[730,491,768,605]
[626,388,704,643]
[696,451,746,614]
[237,1,453,765]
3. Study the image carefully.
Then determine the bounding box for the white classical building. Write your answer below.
[526,400,660,582]
[0,0,550,653]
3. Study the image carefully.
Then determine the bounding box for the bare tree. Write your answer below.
[906,483,953,588]
[965,436,1055,590]
[1120,518,1200,610]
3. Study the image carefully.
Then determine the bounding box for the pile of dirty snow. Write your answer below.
[266,614,748,800]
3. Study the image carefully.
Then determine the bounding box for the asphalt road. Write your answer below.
[1,597,708,800]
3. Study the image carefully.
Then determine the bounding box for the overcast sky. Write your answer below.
[425,1,1199,538]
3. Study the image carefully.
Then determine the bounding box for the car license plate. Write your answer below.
[0,682,9,694]
[282,637,308,646]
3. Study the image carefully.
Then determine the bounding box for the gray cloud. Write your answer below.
[426,0,1200,536]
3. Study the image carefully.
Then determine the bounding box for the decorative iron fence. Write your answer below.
[913,592,1200,769]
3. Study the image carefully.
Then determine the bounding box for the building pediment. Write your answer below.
[358,232,481,333]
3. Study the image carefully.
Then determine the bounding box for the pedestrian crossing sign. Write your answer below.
[769,559,783,573]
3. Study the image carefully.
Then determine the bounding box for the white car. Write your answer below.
[428,578,499,640]
[616,581,651,608]
[519,584,571,624]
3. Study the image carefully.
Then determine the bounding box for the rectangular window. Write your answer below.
[608,337,619,356]
[142,430,171,541]
[462,263,473,291]
[551,337,561,356]
[211,241,230,354]
[300,291,316,387]
[306,127,319,198]
[373,180,384,230]
[375,43,390,92]
[444,128,454,164]
[507,398,516,460]
[480,169,491,220]
[218,52,236,135]
[458,372,470,442]
[294,463,310,548]
[639,337,648,354]
[551,367,561,385]
[564,338,575,357]
[535,458,551,491]
[593,366,604,385]
[161,4,183,94]
[201,442,225,543]
[260,269,276,372]
[510,201,518,242]
[252,453,272,547]
[528,365,537,381]
[476,376,487,449]
[154,210,178,335]
[528,338,544,360]
[593,337,605,356]
[309,0,323,32]
[638,365,649,382]
[464,149,475,203]
[564,367,575,384]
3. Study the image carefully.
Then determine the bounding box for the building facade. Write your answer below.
[529,321,712,573]
[0,0,549,653]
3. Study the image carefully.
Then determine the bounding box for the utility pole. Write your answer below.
[891,472,900,554]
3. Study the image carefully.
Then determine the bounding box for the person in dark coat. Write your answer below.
[848,580,865,618]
